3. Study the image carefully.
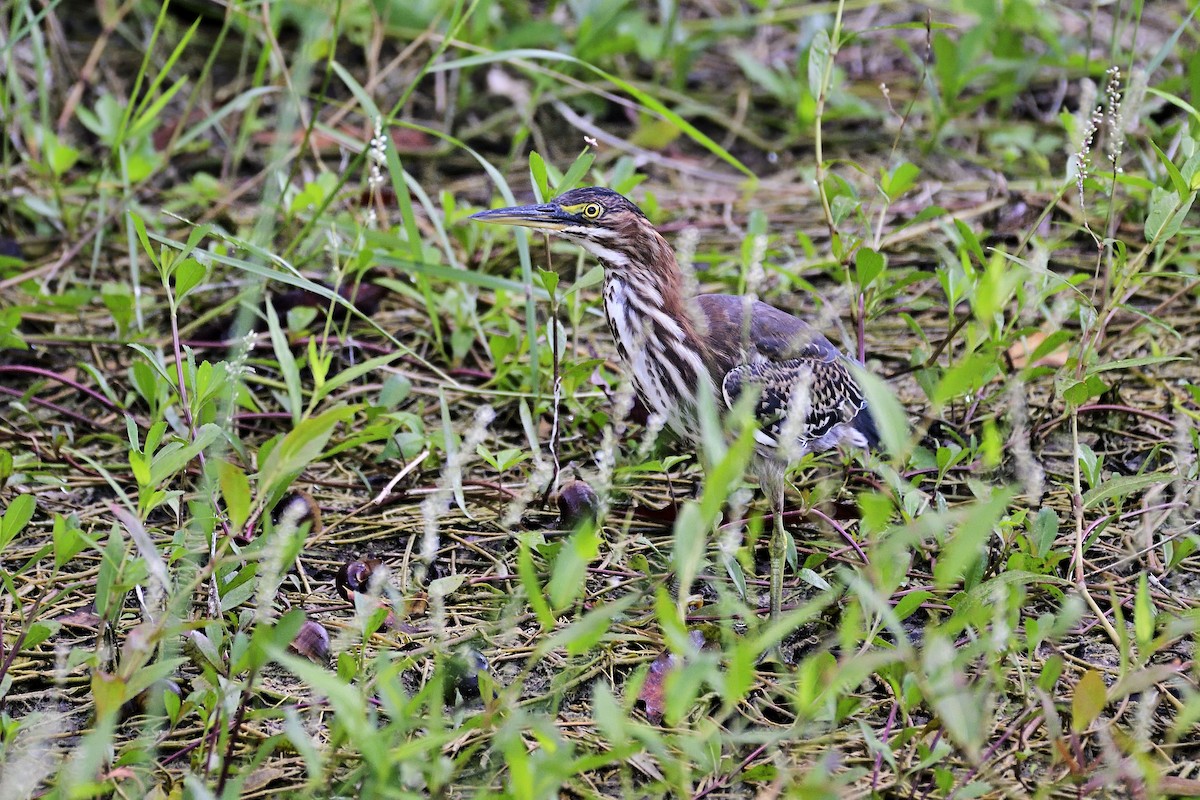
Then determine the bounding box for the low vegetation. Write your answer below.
[1,1,1198,797]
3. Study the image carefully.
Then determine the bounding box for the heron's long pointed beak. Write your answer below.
[469,202,575,232]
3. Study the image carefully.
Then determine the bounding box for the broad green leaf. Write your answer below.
[882,162,920,201]
[538,268,559,296]
[806,29,832,102]
[0,493,36,550]
[1133,573,1155,655]
[1144,186,1195,245]
[548,524,601,611]
[1032,507,1059,558]
[148,424,222,487]
[855,247,885,287]
[541,595,637,657]
[218,460,252,532]
[1062,374,1108,407]
[257,405,357,498]
[558,150,595,193]
[1072,669,1107,732]
[934,490,1011,589]
[1082,472,1171,509]
[92,672,128,721]
[52,514,86,569]
[529,151,549,200]
[1150,139,1188,199]
[22,620,59,650]
[852,364,908,459]
[44,131,80,176]
[1088,355,1187,374]
[564,265,604,296]
[671,502,707,605]
[932,352,996,409]
[519,535,555,630]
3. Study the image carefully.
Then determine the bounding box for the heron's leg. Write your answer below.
[767,470,787,621]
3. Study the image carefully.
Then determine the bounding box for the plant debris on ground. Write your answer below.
[1,1,1199,798]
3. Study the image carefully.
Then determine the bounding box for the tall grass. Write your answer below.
[0,0,1198,797]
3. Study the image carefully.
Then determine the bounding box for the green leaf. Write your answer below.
[542,595,637,657]
[1072,669,1107,732]
[565,265,604,296]
[312,351,405,406]
[92,672,128,721]
[931,352,995,409]
[1144,186,1195,245]
[43,131,80,176]
[1062,374,1108,407]
[558,150,595,193]
[1087,355,1187,374]
[1038,654,1063,692]
[518,535,555,631]
[806,29,832,102]
[671,502,707,605]
[112,504,171,594]
[379,374,412,407]
[855,247,885,288]
[128,212,159,269]
[1150,139,1188,199]
[1032,507,1058,558]
[428,573,465,599]
[851,364,908,459]
[935,490,1011,589]
[52,514,86,569]
[94,523,126,619]
[893,590,932,621]
[953,219,985,266]
[270,648,374,742]
[0,493,36,551]
[1082,471,1170,509]
[931,33,961,101]
[128,74,191,143]
[1133,573,1155,656]
[973,250,1020,323]
[950,570,1068,622]
[548,524,601,611]
[218,460,252,532]
[882,162,920,201]
[256,405,357,498]
[266,299,303,423]
[538,268,559,296]
[148,424,222,487]
[529,151,549,201]
[22,620,59,650]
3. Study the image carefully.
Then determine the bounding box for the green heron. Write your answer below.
[472,187,878,619]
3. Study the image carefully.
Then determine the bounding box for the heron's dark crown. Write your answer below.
[550,188,666,274]
[551,187,648,222]
[471,186,672,277]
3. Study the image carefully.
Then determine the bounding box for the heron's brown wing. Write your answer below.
[720,356,868,449]
[693,295,841,364]
[692,295,875,450]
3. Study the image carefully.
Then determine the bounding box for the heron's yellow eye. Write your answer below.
[582,202,603,220]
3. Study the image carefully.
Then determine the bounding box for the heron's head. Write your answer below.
[470,187,655,270]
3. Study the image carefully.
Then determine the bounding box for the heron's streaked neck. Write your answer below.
[577,228,693,333]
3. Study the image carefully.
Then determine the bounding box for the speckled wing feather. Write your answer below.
[721,357,868,450]
[694,295,877,453]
